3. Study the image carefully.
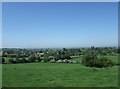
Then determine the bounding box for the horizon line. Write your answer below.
[1,46,118,49]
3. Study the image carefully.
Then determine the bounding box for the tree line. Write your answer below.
[0,46,119,68]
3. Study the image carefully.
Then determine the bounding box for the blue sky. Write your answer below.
[2,2,118,48]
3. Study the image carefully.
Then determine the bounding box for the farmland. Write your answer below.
[2,55,118,87]
[2,2,119,88]
[2,63,118,87]
[1,47,119,87]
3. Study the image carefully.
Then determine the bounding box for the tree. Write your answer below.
[63,48,67,52]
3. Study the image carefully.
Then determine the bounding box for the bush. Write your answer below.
[60,53,71,60]
[40,57,44,60]
[62,59,69,63]
[8,58,15,64]
[98,57,115,67]
[24,58,30,63]
[49,56,54,60]
[21,58,28,63]
[36,57,41,62]
[54,54,61,60]
[41,60,45,63]
[44,56,49,62]
[68,60,73,63]
[15,58,21,63]
[116,63,120,66]
[28,56,36,62]
[56,60,62,63]
[82,54,115,68]
[72,60,80,64]
[0,58,1,64]
[50,59,56,63]
[0,57,5,64]
[35,60,39,62]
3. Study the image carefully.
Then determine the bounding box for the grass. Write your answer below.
[70,55,83,61]
[106,55,118,63]
[71,55,118,64]
[3,61,118,87]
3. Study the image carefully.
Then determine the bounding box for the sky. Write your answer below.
[1,0,120,2]
[2,2,118,48]
[0,2,2,49]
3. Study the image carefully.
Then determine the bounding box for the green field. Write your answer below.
[3,56,118,87]
[71,55,118,64]
[105,55,118,63]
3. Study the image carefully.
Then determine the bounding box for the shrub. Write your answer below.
[41,60,45,63]
[36,57,41,62]
[54,54,61,60]
[0,58,1,64]
[40,57,44,60]
[61,53,71,60]
[49,56,54,60]
[15,58,21,63]
[21,58,28,63]
[56,60,62,63]
[2,58,5,63]
[44,56,49,62]
[28,56,36,62]
[98,57,115,67]
[82,54,115,68]
[62,59,69,63]
[116,63,120,66]
[67,60,73,63]
[8,58,15,64]
[50,59,56,63]
[72,61,77,64]
[0,57,5,64]
[72,60,80,64]
[35,60,39,62]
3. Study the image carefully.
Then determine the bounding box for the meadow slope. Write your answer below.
[3,62,118,87]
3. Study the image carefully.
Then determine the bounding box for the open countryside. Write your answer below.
[2,2,118,87]
[1,47,119,87]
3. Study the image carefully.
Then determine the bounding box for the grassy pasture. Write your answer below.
[71,55,118,64]
[105,55,118,63]
[70,56,83,61]
[3,60,118,87]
